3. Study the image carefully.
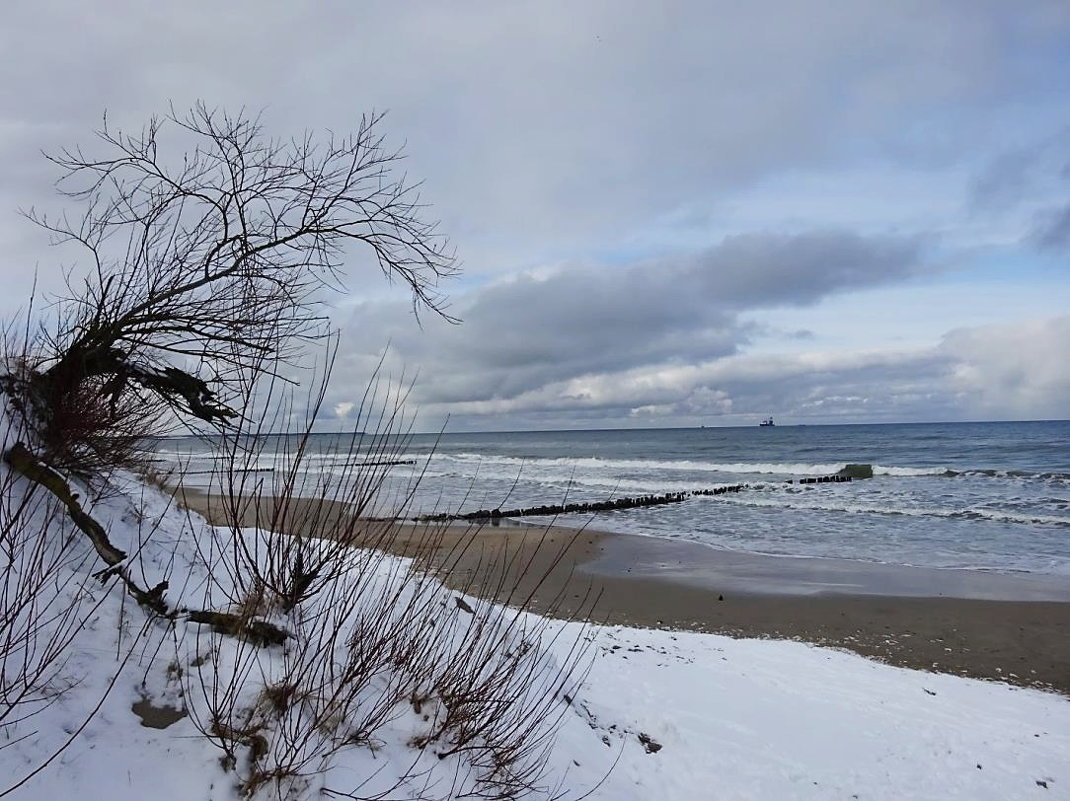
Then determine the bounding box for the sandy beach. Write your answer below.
[178,488,1070,695]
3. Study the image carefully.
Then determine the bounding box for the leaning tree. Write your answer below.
[0,107,592,800]
[0,98,460,688]
[0,103,462,722]
[0,103,461,738]
[4,102,457,476]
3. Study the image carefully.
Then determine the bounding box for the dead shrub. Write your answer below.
[175,358,595,800]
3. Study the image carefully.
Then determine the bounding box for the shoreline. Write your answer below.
[580,527,1070,601]
[175,487,1070,695]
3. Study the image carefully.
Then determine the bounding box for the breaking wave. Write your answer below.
[422,454,953,479]
[714,494,1070,529]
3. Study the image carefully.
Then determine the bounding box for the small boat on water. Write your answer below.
[759,417,775,427]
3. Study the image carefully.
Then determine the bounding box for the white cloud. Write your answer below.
[942,317,1070,419]
[324,314,1067,430]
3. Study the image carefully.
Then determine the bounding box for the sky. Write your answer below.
[1,1,1068,431]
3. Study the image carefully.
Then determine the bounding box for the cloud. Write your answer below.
[2,2,1069,430]
[681,230,927,308]
[409,316,1069,430]
[2,2,1067,281]
[315,227,965,429]
[321,301,1069,430]
[967,131,1070,250]
[326,229,927,413]
[941,316,1070,418]
[1031,204,1070,251]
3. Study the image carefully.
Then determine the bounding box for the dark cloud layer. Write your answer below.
[331,230,927,411]
[680,231,926,308]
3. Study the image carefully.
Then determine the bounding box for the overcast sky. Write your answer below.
[2,1,1068,431]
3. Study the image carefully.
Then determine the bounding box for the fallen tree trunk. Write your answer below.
[3,441,288,645]
[4,441,128,565]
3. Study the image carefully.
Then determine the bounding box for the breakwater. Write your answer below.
[418,480,809,522]
[416,469,860,522]
[790,474,855,485]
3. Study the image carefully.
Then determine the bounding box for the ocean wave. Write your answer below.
[429,455,965,484]
[713,494,1070,528]
[948,468,1070,483]
[430,453,861,477]
[870,465,947,477]
[155,446,1070,492]
[446,455,1070,484]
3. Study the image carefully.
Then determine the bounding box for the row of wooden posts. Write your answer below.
[417,473,855,522]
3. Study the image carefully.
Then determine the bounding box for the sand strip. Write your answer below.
[176,488,1070,695]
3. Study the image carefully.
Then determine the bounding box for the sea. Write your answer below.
[157,420,1070,577]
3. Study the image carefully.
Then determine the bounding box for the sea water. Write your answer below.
[158,420,1070,576]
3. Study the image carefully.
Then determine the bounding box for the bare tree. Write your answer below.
[0,105,604,800]
[0,104,459,792]
[9,102,456,473]
[180,356,594,799]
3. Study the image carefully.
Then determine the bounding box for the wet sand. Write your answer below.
[177,487,1070,695]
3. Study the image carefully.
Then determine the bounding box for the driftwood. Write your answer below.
[186,610,288,647]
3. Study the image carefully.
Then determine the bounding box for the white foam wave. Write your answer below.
[431,453,965,479]
[429,453,849,477]
[871,465,948,477]
[717,495,1070,528]
[160,443,1044,487]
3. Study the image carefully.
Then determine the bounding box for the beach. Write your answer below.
[178,488,1070,695]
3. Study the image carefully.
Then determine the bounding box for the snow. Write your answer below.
[2,441,1068,800]
[560,627,1068,799]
